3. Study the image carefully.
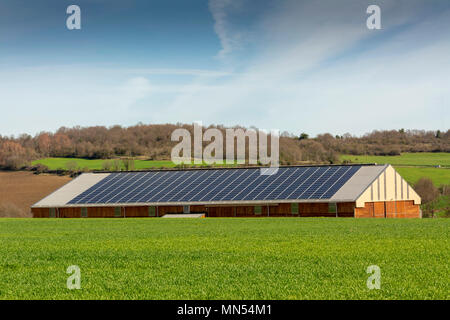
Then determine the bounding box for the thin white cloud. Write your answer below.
[0,65,232,78]
[121,68,232,77]
[208,0,241,59]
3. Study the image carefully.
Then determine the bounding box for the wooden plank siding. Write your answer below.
[85,207,118,218]
[355,200,420,218]
[31,208,50,218]
[32,200,420,218]
[123,206,150,218]
[205,202,356,217]
[59,207,81,218]
[337,202,356,217]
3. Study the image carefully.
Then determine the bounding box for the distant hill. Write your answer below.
[0,124,449,170]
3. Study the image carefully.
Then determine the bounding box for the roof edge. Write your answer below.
[352,164,390,202]
[31,198,358,208]
[90,163,379,174]
[30,173,87,208]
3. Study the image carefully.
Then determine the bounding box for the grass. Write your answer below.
[340,152,450,167]
[32,158,177,170]
[341,152,450,187]
[31,158,239,171]
[0,218,448,300]
[395,167,450,187]
[433,195,450,217]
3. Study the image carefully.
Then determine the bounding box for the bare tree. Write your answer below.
[122,158,135,171]
[415,178,440,204]
[414,178,440,218]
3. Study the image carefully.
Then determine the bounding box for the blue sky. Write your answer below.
[0,0,449,137]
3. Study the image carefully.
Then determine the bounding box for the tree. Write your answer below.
[298,133,309,140]
[112,159,121,171]
[414,178,440,218]
[36,133,51,156]
[436,130,441,139]
[122,158,135,171]
[0,141,29,169]
[414,178,440,204]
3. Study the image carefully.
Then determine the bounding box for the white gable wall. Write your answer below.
[355,165,421,207]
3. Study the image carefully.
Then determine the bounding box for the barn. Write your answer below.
[31,164,421,218]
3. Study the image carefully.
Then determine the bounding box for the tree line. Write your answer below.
[0,124,448,170]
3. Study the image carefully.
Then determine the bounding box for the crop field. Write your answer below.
[0,218,448,300]
[0,172,70,217]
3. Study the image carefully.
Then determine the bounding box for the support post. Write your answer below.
[395,200,397,218]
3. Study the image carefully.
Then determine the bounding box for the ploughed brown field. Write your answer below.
[0,171,71,217]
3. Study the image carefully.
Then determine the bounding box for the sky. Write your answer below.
[0,0,449,137]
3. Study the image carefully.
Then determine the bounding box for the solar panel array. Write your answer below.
[68,166,361,205]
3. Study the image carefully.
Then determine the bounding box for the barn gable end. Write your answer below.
[355,165,421,207]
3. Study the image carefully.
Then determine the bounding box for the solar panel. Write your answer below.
[68,165,362,205]
[178,169,225,202]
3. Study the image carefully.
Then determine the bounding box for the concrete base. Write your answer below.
[161,214,205,218]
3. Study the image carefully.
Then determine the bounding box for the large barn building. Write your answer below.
[31,164,421,218]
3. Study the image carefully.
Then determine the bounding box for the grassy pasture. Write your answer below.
[340,152,450,167]
[395,167,449,187]
[32,158,177,170]
[341,152,450,187]
[0,218,448,300]
[31,158,239,171]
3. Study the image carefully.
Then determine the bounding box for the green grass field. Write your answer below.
[32,158,178,170]
[395,167,449,187]
[340,152,450,167]
[0,218,448,300]
[341,153,450,187]
[31,158,239,171]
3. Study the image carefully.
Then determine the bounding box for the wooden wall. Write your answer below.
[32,203,349,218]
[31,208,49,218]
[123,206,149,217]
[337,202,356,217]
[59,207,81,218]
[32,200,420,218]
[206,202,355,217]
[355,200,420,218]
[207,206,265,217]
